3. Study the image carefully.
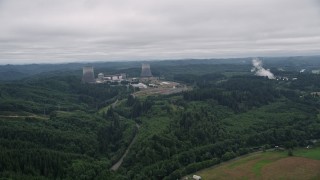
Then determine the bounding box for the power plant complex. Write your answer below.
[82,63,153,84]
[81,63,186,96]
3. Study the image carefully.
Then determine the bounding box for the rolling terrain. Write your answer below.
[0,58,320,179]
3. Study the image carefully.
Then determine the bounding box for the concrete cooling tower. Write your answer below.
[82,66,95,83]
[140,63,152,77]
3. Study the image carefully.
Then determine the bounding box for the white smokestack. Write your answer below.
[251,58,275,79]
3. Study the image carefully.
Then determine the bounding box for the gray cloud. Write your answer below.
[0,0,320,64]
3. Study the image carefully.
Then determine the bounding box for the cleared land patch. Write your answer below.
[294,147,320,160]
[261,157,320,180]
[191,148,320,180]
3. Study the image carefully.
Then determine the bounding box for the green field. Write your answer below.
[190,147,320,180]
[294,146,320,160]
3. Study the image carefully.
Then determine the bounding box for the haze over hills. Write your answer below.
[1,55,320,81]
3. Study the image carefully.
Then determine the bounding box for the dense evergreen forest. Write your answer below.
[0,74,135,179]
[0,58,320,179]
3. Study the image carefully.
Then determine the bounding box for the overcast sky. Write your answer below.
[0,0,320,64]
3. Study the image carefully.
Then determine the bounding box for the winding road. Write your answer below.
[108,98,141,171]
[110,123,140,171]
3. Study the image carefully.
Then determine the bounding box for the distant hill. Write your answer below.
[0,55,319,81]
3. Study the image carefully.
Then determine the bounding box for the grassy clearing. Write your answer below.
[192,148,320,180]
[226,153,265,169]
[294,146,320,160]
[252,159,272,176]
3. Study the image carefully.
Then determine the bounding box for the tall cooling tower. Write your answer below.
[140,63,152,77]
[82,66,95,83]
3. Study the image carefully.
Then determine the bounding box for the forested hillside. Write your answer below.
[0,74,136,179]
[0,59,320,179]
[116,74,320,179]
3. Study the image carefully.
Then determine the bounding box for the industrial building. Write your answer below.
[82,66,127,84]
[131,83,148,89]
[96,73,127,83]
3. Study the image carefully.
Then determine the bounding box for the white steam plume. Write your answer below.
[251,58,275,79]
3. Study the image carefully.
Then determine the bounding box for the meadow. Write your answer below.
[191,147,320,180]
